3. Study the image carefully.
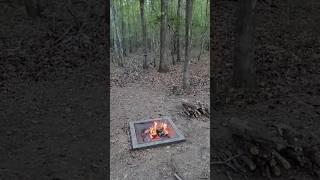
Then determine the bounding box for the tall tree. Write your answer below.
[183,0,193,89]
[126,0,133,53]
[233,0,257,88]
[139,0,148,69]
[120,0,127,56]
[111,0,124,67]
[131,2,138,50]
[197,0,209,61]
[158,0,169,73]
[175,0,182,62]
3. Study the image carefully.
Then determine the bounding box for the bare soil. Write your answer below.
[110,52,210,180]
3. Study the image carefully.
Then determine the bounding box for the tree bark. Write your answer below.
[140,0,148,69]
[158,0,169,73]
[111,0,124,67]
[183,0,193,89]
[233,0,257,89]
[119,0,127,56]
[131,3,138,51]
[175,0,182,62]
[126,0,132,53]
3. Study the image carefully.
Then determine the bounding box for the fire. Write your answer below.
[149,121,169,140]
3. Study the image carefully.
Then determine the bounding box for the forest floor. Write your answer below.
[110,51,210,180]
[1,2,108,179]
[212,0,320,180]
[0,65,108,179]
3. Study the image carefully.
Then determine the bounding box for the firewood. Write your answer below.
[229,118,289,152]
[249,145,259,156]
[218,154,239,173]
[271,165,281,177]
[269,158,277,167]
[226,118,320,178]
[285,148,306,167]
[240,155,256,171]
[265,165,272,179]
[181,100,209,118]
[233,158,247,173]
[272,150,291,169]
[225,151,247,173]
[182,101,197,109]
[211,153,242,165]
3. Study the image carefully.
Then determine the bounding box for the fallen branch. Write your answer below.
[174,173,183,180]
[211,153,242,165]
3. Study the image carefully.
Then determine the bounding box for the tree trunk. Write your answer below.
[233,0,257,89]
[126,0,132,53]
[197,8,208,61]
[120,0,127,56]
[111,0,124,67]
[131,3,138,51]
[176,0,182,62]
[150,0,157,67]
[197,35,205,61]
[158,0,169,73]
[140,0,148,69]
[183,0,193,89]
[171,32,176,65]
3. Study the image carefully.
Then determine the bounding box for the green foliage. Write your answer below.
[112,0,209,50]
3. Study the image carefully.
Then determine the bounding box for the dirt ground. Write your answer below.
[110,52,210,180]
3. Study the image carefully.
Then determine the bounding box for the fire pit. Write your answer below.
[129,116,185,150]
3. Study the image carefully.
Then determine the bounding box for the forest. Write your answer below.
[1,0,319,179]
[110,0,210,179]
[111,0,209,88]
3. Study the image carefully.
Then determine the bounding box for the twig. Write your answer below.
[224,170,233,180]
[174,173,183,180]
[66,6,81,28]
[53,25,73,44]
[211,153,242,165]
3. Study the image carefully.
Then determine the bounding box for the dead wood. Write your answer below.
[224,118,320,178]
[272,150,291,169]
[181,100,209,118]
[239,154,256,171]
[174,173,183,180]
[211,153,242,165]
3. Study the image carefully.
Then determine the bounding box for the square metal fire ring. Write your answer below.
[129,116,185,150]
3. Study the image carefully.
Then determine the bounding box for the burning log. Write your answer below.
[140,121,170,142]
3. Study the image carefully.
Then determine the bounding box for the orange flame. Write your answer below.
[149,121,169,140]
